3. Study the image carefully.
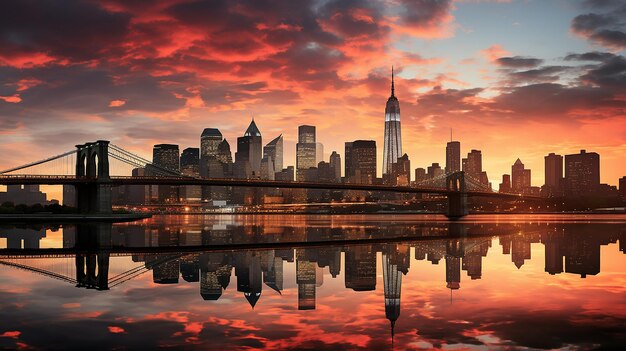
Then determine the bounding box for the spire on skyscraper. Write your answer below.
[391,66,395,97]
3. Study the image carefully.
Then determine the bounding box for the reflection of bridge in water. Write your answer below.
[1,221,623,292]
[0,140,541,218]
[1,220,624,340]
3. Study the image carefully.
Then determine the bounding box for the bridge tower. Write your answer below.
[75,140,112,214]
[446,171,468,219]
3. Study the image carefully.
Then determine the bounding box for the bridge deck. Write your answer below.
[0,175,534,199]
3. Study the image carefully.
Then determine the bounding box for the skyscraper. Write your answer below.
[499,174,511,193]
[391,154,411,186]
[200,128,223,160]
[565,150,600,197]
[512,159,531,192]
[263,134,283,175]
[180,147,201,202]
[152,144,180,203]
[544,153,563,197]
[235,119,262,178]
[296,125,317,181]
[345,140,376,184]
[153,144,180,172]
[329,151,341,182]
[464,149,482,178]
[446,141,461,174]
[383,67,402,180]
[180,147,199,175]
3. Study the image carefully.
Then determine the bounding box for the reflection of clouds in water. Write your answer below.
[0,216,625,349]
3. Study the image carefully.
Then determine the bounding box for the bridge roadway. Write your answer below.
[0,175,535,199]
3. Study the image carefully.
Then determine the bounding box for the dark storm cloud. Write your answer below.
[506,66,571,84]
[9,65,186,113]
[398,0,453,29]
[571,3,626,49]
[564,51,616,62]
[495,56,543,68]
[0,0,130,62]
[580,54,626,88]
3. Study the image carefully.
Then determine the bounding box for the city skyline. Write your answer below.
[0,0,625,193]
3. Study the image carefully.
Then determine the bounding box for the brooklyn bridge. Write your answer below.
[0,140,538,218]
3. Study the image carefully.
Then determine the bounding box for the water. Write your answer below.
[1,215,625,350]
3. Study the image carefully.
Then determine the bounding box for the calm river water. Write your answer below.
[1,214,625,350]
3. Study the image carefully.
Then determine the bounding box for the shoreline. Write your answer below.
[0,213,152,223]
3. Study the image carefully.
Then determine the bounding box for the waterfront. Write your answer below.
[1,214,625,350]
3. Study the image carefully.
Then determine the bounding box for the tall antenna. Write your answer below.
[391,66,395,97]
[450,128,453,142]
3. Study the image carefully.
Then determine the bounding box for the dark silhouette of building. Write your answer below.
[152,144,180,202]
[427,163,443,179]
[463,150,482,179]
[329,151,341,182]
[499,174,511,193]
[383,67,402,182]
[345,140,377,184]
[414,167,426,184]
[512,158,531,193]
[544,153,563,197]
[391,154,411,186]
[235,119,262,178]
[0,185,50,206]
[620,176,626,198]
[446,141,461,174]
[565,150,600,197]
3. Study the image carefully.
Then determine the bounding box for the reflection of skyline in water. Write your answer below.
[1,216,625,349]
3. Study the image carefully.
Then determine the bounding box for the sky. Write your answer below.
[0,0,625,190]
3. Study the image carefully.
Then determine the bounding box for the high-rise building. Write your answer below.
[446,141,461,174]
[414,168,426,184]
[427,163,443,179]
[263,134,283,175]
[180,148,199,175]
[511,159,531,192]
[620,176,626,198]
[499,174,511,193]
[235,119,262,178]
[464,150,482,179]
[329,151,341,182]
[391,154,411,186]
[544,153,563,197]
[316,142,324,164]
[153,144,180,172]
[151,144,180,203]
[383,67,402,180]
[216,139,232,165]
[345,140,376,184]
[565,150,600,197]
[200,128,223,160]
[181,147,201,202]
[317,161,335,183]
[296,125,317,181]
[275,166,294,182]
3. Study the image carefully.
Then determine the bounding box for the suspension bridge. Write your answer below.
[0,140,537,218]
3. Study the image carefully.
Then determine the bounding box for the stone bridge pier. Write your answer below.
[446,172,468,219]
[74,140,112,214]
[74,223,112,290]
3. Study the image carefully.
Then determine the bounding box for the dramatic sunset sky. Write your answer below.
[1,0,625,190]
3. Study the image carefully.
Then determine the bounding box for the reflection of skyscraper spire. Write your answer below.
[383,253,401,344]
